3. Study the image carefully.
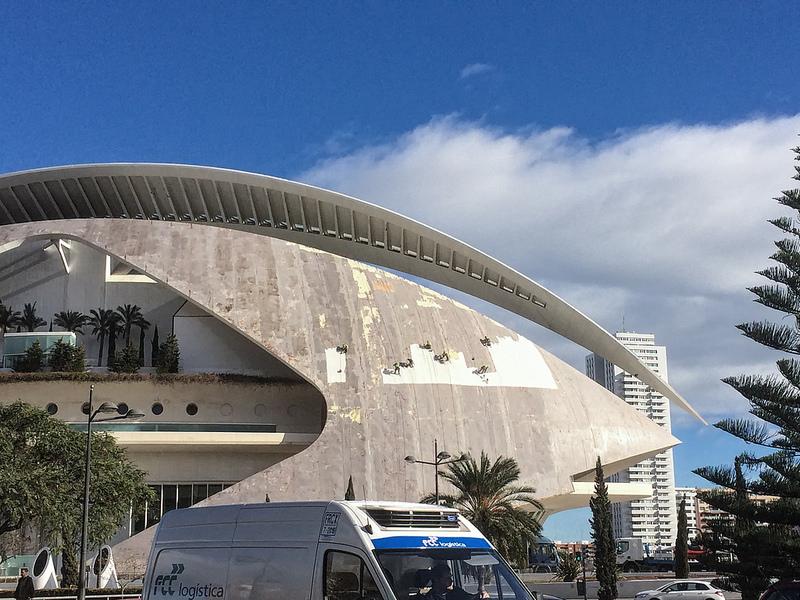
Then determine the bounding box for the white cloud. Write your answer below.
[459,63,495,79]
[300,115,800,419]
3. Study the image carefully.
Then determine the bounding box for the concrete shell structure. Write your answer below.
[0,164,699,571]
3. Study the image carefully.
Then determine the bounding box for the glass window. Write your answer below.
[132,498,146,534]
[177,484,193,509]
[376,549,532,600]
[146,485,162,528]
[325,551,383,600]
[162,484,177,514]
[192,484,208,504]
[208,484,223,496]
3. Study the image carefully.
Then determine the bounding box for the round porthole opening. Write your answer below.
[116,402,129,415]
[151,402,164,415]
[81,402,90,415]
[186,403,198,416]
[46,403,58,415]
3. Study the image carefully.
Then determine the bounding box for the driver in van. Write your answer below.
[423,564,489,600]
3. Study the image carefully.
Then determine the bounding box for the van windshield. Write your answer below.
[375,549,533,600]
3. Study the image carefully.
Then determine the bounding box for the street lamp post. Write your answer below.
[404,438,465,505]
[77,385,144,600]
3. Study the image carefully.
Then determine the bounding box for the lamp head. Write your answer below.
[124,409,145,420]
[96,402,119,414]
[436,451,451,461]
[404,455,416,464]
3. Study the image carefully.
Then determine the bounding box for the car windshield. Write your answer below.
[375,548,533,600]
[767,589,800,600]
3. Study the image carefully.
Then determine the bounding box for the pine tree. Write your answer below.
[694,145,800,591]
[110,344,140,373]
[15,340,44,372]
[48,339,85,372]
[675,498,689,578]
[590,457,616,600]
[156,333,180,374]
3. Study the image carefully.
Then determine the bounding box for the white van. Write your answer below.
[143,501,534,600]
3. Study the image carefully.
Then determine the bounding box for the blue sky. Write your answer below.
[2,2,800,540]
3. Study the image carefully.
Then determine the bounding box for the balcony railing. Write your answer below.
[69,422,279,433]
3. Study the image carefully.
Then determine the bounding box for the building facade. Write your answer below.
[0,164,701,572]
[675,486,699,534]
[587,332,678,558]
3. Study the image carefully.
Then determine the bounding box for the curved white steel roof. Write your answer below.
[0,163,703,422]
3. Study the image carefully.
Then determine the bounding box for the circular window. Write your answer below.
[186,403,198,416]
[151,402,164,415]
[81,402,90,415]
[116,402,129,415]
[46,403,58,415]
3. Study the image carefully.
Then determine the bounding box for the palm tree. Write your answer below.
[135,314,151,366]
[21,302,46,332]
[53,310,89,334]
[88,308,120,367]
[0,302,21,334]
[422,451,543,566]
[116,304,144,346]
[106,317,121,367]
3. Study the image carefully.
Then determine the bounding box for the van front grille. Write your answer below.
[366,508,460,529]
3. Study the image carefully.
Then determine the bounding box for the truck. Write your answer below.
[616,538,674,572]
[528,536,560,572]
[143,500,535,600]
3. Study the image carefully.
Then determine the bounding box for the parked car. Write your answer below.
[759,581,800,600]
[635,581,726,600]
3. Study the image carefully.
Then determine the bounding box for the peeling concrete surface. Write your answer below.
[0,220,680,571]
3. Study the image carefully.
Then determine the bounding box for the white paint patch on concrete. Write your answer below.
[325,347,347,383]
[351,267,372,298]
[382,337,557,389]
[318,313,327,328]
[416,294,442,309]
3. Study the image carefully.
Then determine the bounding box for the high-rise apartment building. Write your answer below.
[675,487,699,533]
[586,332,678,558]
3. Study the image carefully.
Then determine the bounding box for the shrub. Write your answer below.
[15,340,44,372]
[156,334,180,374]
[48,339,86,372]
[110,344,140,373]
[556,551,580,582]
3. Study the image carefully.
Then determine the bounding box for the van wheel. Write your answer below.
[622,561,639,572]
